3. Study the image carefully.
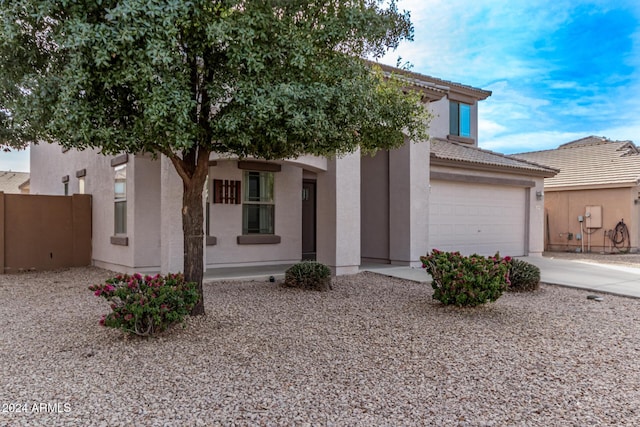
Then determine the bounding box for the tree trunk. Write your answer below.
[181,156,209,316]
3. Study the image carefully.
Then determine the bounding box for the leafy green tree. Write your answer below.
[0,0,429,315]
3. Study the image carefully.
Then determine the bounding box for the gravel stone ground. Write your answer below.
[2,266,640,426]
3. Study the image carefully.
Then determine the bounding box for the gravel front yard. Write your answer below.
[1,267,640,426]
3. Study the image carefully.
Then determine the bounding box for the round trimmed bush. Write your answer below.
[420,250,511,307]
[284,261,332,291]
[508,259,541,292]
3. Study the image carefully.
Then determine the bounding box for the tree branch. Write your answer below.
[161,148,191,185]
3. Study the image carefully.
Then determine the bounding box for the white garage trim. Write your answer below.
[429,179,530,257]
[431,171,536,187]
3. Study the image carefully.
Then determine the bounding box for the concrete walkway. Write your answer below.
[520,256,640,299]
[203,257,640,299]
[359,263,429,282]
[203,263,429,283]
[204,264,295,282]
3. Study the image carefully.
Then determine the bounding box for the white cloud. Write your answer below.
[480,130,585,154]
[385,0,580,84]
[545,81,581,90]
[478,118,507,140]
[594,122,640,143]
[480,120,640,155]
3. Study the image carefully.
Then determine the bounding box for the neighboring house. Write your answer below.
[0,171,30,194]
[18,178,30,194]
[30,64,555,275]
[513,136,640,253]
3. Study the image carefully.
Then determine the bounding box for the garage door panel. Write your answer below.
[430,181,526,256]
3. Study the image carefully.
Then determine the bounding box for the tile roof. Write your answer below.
[0,171,30,194]
[18,178,30,191]
[430,139,558,176]
[511,136,640,188]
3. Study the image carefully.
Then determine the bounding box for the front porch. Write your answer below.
[203,262,429,283]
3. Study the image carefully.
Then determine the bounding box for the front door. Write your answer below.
[301,180,316,260]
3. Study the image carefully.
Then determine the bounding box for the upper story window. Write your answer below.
[450,101,471,138]
[242,171,274,234]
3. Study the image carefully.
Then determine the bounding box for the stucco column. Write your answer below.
[388,138,430,266]
[528,179,546,257]
[160,156,184,274]
[316,151,361,275]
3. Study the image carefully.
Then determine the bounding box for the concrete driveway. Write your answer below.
[204,254,640,299]
[520,256,640,298]
[363,255,640,299]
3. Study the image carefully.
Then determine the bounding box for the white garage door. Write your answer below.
[429,181,527,256]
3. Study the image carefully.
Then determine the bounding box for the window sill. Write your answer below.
[110,235,129,246]
[206,236,217,246]
[237,235,281,245]
[447,135,475,145]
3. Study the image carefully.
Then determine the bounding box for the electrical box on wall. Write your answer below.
[585,205,602,229]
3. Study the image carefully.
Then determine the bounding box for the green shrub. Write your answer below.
[89,273,199,336]
[420,249,511,307]
[507,259,540,292]
[284,261,332,291]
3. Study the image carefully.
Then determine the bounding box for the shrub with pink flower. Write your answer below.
[89,273,199,336]
[420,249,511,307]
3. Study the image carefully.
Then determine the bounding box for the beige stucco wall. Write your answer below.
[30,142,96,196]
[528,178,546,256]
[361,150,390,262]
[132,156,161,270]
[360,138,431,267]
[205,160,302,268]
[31,145,331,273]
[93,156,135,272]
[428,97,480,142]
[388,139,431,265]
[281,154,328,172]
[545,187,639,253]
[317,152,361,275]
[159,156,185,274]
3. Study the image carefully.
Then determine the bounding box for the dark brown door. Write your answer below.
[302,180,316,260]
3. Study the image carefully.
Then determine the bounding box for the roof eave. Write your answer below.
[544,181,640,191]
[373,62,491,101]
[430,156,558,178]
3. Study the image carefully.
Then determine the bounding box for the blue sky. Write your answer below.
[380,0,640,154]
[1,0,639,171]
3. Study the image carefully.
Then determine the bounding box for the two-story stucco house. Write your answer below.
[29,64,557,275]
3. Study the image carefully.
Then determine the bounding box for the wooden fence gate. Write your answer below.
[0,193,91,273]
